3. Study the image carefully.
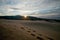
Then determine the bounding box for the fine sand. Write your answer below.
[0,19,60,40]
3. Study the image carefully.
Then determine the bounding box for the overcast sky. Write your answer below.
[0,0,60,19]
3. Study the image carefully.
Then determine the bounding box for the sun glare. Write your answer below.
[24,15,27,18]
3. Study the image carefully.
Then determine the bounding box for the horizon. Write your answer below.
[0,15,60,20]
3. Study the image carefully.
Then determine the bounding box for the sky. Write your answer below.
[0,0,60,19]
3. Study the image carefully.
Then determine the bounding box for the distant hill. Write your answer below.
[0,15,23,20]
[0,15,60,22]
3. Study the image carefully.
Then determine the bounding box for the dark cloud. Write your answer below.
[52,0,60,1]
[11,8,20,10]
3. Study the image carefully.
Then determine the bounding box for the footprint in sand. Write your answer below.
[20,27,25,30]
[46,37,54,40]
[33,30,36,32]
[36,36,44,40]
[27,28,44,40]
[30,33,36,36]
[27,30,31,33]
[21,26,53,40]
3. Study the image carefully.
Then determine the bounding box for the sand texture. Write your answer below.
[0,19,60,40]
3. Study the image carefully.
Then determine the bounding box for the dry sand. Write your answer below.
[0,19,60,40]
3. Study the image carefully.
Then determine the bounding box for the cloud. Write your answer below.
[0,0,60,19]
[0,0,21,6]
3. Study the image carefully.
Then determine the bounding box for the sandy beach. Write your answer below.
[0,19,60,40]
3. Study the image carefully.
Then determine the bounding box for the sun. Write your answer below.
[24,15,27,18]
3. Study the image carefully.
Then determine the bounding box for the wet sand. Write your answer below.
[0,19,60,40]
